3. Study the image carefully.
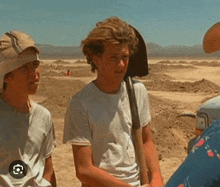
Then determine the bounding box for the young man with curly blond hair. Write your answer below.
[63,17,163,187]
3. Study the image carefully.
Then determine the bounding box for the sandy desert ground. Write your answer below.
[31,58,220,186]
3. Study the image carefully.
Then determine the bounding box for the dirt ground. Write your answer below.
[31,58,220,186]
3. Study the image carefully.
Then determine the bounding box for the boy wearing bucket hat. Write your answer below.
[63,17,163,187]
[0,31,56,186]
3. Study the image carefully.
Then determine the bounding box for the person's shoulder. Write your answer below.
[68,82,94,107]
[132,79,147,91]
[32,101,53,131]
[32,101,51,117]
[68,82,95,105]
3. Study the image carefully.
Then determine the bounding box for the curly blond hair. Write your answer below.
[81,17,138,72]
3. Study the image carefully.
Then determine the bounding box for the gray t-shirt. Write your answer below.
[0,99,56,187]
[63,80,151,186]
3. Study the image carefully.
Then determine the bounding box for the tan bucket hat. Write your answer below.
[0,30,40,92]
[203,22,220,53]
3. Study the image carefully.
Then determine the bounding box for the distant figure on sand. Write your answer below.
[165,22,220,187]
[63,17,163,187]
[65,69,71,76]
[0,31,57,186]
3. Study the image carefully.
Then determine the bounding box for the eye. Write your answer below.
[32,61,40,68]
[122,55,129,62]
[110,55,118,60]
[18,61,40,70]
[19,64,29,70]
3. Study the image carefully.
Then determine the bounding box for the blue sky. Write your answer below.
[1,0,220,46]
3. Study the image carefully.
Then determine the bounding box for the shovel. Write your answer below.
[124,25,149,185]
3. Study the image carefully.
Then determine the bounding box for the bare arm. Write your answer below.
[72,145,133,187]
[43,156,57,187]
[142,124,163,187]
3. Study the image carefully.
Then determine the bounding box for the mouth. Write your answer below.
[115,70,124,74]
[30,81,40,85]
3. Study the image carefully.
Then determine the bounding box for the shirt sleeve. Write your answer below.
[63,97,91,146]
[135,81,151,127]
[43,123,56,158]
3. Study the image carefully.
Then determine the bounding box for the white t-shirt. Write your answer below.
[63,80,151,186]
[0,99,56,187]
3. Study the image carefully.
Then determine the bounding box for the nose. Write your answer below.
[118,59,127,68]
[29,65,40,80]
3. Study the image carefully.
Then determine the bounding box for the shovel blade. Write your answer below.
[124,26,149,80]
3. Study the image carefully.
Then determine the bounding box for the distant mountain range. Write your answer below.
[36,43,219,59]
[36,44,83,59]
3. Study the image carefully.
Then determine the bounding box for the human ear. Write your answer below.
[92,55,100,67]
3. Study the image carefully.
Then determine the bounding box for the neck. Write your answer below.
[94,77,122,94]
[0,88,31,113]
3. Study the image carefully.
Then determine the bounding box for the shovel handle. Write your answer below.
[125,77,149,185]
